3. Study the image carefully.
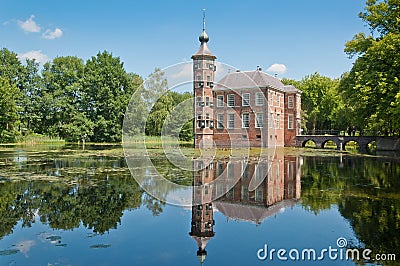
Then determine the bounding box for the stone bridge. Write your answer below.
[295,135,377,152]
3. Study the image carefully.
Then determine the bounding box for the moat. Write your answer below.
[0,144,398,265]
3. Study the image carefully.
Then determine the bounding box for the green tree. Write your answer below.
[83,51,139,142]
[144,68,174,136]
[0,77,19,142]
[340,0,400,135]
[283,74,341,132]
[40,56,93,141]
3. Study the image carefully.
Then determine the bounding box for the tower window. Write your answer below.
[270,113,274,128]
[196,75,202,81]
[288,115,294,129]
[227,94,235,107]
[242,93,250,106]
[206,97,210,106]
[288,96,294,108]
[217,95,224,107]
[242,113,250,128]
[276,113,281,128]
[207,75,211,82]
[256,92,264,106]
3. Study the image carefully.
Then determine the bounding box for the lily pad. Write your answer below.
[90,244,111,249]
[0,249,19,256]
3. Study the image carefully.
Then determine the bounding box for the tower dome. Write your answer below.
[199,29,209,43]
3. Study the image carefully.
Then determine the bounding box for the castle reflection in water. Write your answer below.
[189,154,303,263]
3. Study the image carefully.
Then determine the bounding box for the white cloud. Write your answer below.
[42,28,63,40]
[18,50,49,64]
[17,15,41,33]
[171,63,192,80]
[16,240,35,257]
[266,63,287,75]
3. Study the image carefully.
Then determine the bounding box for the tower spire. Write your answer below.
[199,9,209,43]
[203,9,206,31]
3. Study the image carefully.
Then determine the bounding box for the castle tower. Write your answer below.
[192,10,217,148]
[189,158,215,264]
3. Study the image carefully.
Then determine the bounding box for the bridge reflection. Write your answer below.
[189,154,303,264]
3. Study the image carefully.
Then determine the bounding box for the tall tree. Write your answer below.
[283,74,341,132]
[0,77,19,142]
[340,0,400,135]
[83,51,139,142]
[143,68,173,136]
[40,56,94,141]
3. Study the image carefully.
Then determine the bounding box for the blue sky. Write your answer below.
[1,0,368,81]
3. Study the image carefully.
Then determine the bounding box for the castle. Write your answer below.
[192,17,302,148]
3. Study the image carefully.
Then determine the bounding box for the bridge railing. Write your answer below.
[300,130,380,136]
[301,130,342,136]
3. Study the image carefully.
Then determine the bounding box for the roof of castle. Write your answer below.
[214,70,301,93]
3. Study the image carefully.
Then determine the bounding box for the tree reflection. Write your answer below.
[301,155,400,265]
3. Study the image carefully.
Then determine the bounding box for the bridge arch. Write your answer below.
[321,139,338,150]
[302,139,316,148]
[343,139,360,151]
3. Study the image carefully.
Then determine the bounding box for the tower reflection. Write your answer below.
[189,154,302,264]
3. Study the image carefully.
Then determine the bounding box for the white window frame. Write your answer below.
[269,93,273,106]
[242,93,250,107]
[227,113,235,129]
[256,92,264,106]
[277,95,281,107]
[288,96,294,109]
[217,113,224,129]
[227,94,235,107]
[242,113,250,128]
[276,113,281,128]
[269,113,274,128]
[255,113,263,128]
[288,115,294,129]
[217,95,224,107]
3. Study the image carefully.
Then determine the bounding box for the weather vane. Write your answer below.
[203,9,206,31]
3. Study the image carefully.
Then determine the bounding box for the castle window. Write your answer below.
[276,113,281,128]
[242,93,250,106]
[228,163,234,178]
[228,114,235,129]
[255,186,263,202]
[217,95,224,107]
[242,113,250,128]
[217,114,224,129]
[227,94,235,107]
[269,113,274,128]
[255,113,263,128]
[288,96,294,108]
[288,115,294,129]
[256,92,264,106]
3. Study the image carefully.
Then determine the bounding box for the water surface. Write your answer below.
[0,145,398,265]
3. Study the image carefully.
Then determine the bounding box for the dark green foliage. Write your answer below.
[0,48,193,143]
[340,0,400,135]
